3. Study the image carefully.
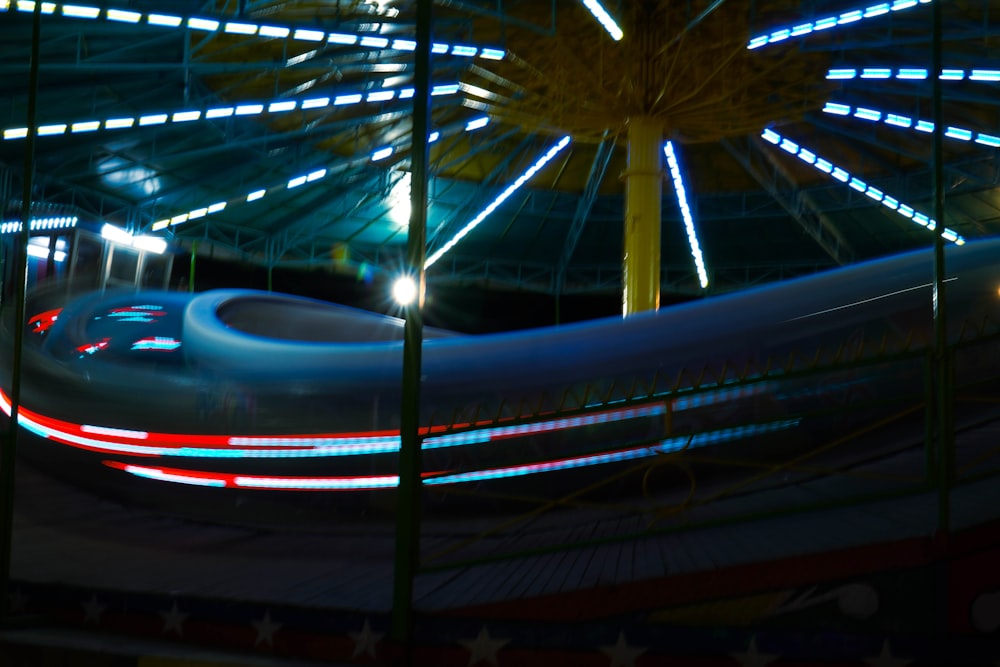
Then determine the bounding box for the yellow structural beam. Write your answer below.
[622,116,663,316]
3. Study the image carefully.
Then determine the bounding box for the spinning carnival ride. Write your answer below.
[2,239,999,512]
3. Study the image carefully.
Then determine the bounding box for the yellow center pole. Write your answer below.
[622,115,664,316]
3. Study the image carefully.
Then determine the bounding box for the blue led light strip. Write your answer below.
[747,0,932,50]
[1,83,456,142]
[3,1,506,61]
[821,101,1000,148]
[663,141,708,289]
[150,115,490,232]
[425,136,572,268]
[826,67,1000,81]
[760,128,964,244]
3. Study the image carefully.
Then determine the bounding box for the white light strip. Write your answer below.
[748,0,931,49]
[0,216,78,234]
[224,22,256,35]
[426,136,572,268]
[580,0,624,41]
[106,8,139,22]
[61,3,98,18]
[37,4,507,60]
[464,116,489,131]
[821,101,1000,148]
[37,123,66,136]
[371,146,394,161]
[151,115,491,233]
[825,66,999,81]
[760,128,964,244]
[2,83,457,140]
[664,141,708,289]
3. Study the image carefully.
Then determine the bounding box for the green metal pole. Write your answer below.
[188,240,197,292]
[391,0,431,653]
[931,0,951,535]
[0,0,41,624]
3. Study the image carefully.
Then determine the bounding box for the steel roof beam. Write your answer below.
[425,132,539,252]
[722,135,854,266]
[806,112,998,189]
[555,132,614,292]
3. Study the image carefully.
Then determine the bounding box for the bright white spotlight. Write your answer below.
[392,276,418,306]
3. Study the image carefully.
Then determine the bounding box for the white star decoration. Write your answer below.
[730,635,778,667]
[350,617,384,659]
[81,594,106,625]
[159,600,188,636]
[864,640,912,667]
[252,610,282,647]
[458,626,510,666]
[600,630,646,667]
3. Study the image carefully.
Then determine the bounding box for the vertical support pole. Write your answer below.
[931,0,951,536]
[266,240,274,292]
[391,0,431,653]
[188,240,197,292]
[622,116,663,316]
[0,0,41,624]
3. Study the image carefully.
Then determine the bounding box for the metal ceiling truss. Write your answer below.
[555,131,615,293]
[721,135,854,266]
[429,251,833,297]
[425,132,539,253]
[805,112,1000,190]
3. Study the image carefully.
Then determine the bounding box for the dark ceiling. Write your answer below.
[1,0,999,315]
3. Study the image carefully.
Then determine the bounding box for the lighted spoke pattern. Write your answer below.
[748,0,932,50]
[150,115,490,232]
[425,136,572,269]
[760,128,964,244]
[664,141,708,289]
[821,101,1000,147]
[2,1,506,60]
[2,83,458,141]
[827,67,1000,81]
